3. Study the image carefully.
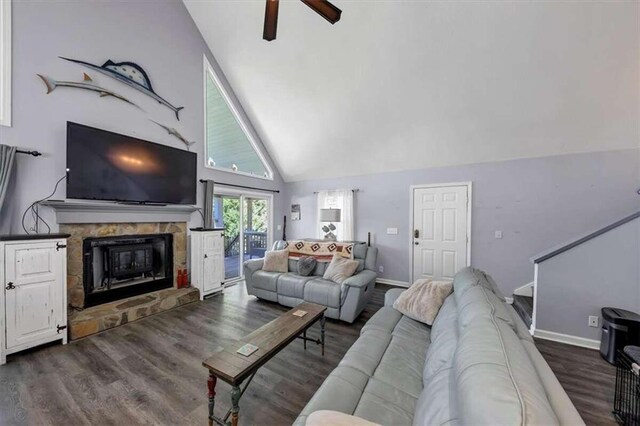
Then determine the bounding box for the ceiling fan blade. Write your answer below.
[263,0,280,41]
[301,0,342,24]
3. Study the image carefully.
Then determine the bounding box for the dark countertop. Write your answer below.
[189,227,225,232]
[0,233,71,242]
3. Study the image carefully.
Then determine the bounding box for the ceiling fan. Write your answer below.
[263,0,342,41]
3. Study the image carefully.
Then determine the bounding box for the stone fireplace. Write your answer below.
[61,222,187,309]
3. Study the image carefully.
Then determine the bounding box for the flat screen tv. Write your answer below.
[66,122,197,205]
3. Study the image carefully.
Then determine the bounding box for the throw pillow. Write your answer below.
[393,279,453,325]
[298,256,317,276]
[323,254,359,284]
[262,249,289,273]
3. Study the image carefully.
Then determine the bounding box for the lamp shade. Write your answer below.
[319,208,341,223]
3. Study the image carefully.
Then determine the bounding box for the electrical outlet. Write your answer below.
[588,316,599,328]
[378,265,384,273]
[276,224,282,230]
[495,231,503,239]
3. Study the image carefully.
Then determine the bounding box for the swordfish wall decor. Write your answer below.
[37,73,140,108]
[59,57,184,120]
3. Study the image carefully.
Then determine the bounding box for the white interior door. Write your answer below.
[412,184,470,282]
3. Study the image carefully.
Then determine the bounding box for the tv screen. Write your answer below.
[66,122,197,205]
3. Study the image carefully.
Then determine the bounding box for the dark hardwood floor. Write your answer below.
[0,283,617,425]
[536,338,617,425]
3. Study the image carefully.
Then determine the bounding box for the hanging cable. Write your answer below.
[21,172,67,234]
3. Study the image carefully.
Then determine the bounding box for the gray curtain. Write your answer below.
[0,145,17,211]
[203,179,215,229]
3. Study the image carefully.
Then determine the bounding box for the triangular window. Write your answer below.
[204,57,272,180]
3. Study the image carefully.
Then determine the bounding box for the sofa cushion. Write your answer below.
[354,378,416,426]
[277,273,315,299]
[414,366,458,426]
[372,333,426,399]
[457,285,515,332]
[455,286,559,425]
[339,330,392,376]
[361,306,403,336]
[251,270,283,292]
[423,305,458,383]
[296,366,371,425]
[304,278,342,308]
[453,267,503,302]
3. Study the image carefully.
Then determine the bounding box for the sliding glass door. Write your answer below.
[213,191,272,282]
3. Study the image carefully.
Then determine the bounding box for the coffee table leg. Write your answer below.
[320,314,326,356]
[303,330,307,350]
[231,385,241,426]
[207,372,217,426]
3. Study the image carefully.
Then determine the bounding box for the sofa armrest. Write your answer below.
[306,411,380,426]
[243,258,264,277]
[342,270,377,288]
[384,288,406,307]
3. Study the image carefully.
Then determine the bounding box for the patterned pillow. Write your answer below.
[297,256,317,276]
[262,249,288,273]
[323,254,359,284]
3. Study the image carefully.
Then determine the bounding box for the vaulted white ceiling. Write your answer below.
[184,0,639,182]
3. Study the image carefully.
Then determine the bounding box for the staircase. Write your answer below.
[512,295,533,329]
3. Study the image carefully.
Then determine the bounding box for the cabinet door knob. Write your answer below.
[204,254,208,259]
[6,282,15,290]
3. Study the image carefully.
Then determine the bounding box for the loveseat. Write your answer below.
[294,267,584,425]
[243,240,378,323]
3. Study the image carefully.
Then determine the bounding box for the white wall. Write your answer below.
[536,217,640,341]
[285,149,640,295]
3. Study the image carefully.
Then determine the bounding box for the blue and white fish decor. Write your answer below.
[59,57,184,120]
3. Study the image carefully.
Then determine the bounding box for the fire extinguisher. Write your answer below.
[181,269,189,288]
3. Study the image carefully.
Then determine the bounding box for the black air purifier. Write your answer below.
[600,307,640,365]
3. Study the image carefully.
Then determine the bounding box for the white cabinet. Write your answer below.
[1,236,68,365]
[190,229,224,300]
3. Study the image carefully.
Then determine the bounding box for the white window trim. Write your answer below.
[213,185,274,283]
[202,54,273,180]
[0,0,11,127]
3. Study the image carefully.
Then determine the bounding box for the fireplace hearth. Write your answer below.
[82,233,173,307]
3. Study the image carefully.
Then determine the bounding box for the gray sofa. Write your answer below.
[243,240,378,323]
[295,267,584,425]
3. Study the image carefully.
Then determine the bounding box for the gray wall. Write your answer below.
[0,0,285,234]
[284,149,640,295]
[536,217,640,341]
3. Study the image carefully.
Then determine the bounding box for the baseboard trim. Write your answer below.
[376,278,410,288]
[534,329,600,350]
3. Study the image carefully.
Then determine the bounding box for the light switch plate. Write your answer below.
[495,231,503,239]
[386,227,398,235]
[276,225,282,230]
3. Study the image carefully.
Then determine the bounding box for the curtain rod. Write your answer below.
[313,189,360,194]
[16,150,42,157]
[199,179,280,194]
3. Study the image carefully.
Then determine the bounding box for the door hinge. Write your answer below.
[56,242,67,251]
[5,282,15,290]
[57,325,67,334]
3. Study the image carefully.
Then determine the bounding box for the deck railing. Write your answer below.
[224,231,268,258]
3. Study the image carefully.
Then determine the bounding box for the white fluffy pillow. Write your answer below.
[262,249,289,273]
[393,279,453,325]
[323,254,359,284]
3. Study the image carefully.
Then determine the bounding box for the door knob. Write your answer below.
[414,242,419,245]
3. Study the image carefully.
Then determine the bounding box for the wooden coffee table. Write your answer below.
[202,302,327,426]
